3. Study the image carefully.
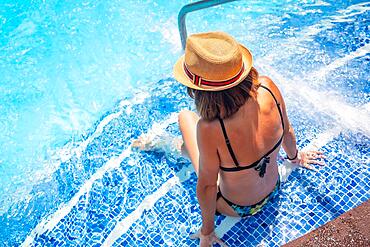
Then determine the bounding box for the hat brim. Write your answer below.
[173,44,253,91]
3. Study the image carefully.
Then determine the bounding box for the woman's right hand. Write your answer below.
[290,150,326,171]
[190,229,227,247]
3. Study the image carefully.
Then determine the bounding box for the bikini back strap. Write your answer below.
[260,85,285,131]
[219,118,240,167]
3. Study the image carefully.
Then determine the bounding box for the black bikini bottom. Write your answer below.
[216,177,280,217]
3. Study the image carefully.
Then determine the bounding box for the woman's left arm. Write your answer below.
[196,119,220,235]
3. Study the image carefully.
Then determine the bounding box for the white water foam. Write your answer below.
[257,62,370,137]
[333,2,370,21]
[263,2,370,61]
[307,43,370,82]
[278,126,342,181]
[59,91,150,161]
[363,102,370,112]
[153,16,182,53]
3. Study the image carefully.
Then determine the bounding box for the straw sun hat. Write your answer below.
[173,31,253,91]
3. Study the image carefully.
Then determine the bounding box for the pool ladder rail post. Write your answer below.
[178,0,239,50]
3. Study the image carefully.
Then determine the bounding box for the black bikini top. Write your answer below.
[218,85,285,177]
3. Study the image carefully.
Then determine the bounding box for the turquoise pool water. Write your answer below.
[0,0,369,246]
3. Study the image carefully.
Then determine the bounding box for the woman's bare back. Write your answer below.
[215,77,283,205]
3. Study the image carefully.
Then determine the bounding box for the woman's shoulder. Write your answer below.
[197,118,219,132]
[196,118,221,148]
[258,75,275,88]
[257,75,283,102]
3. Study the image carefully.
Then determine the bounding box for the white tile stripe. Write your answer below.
[21,148,132,247]
[216,126,342,239]
[74,110,124,158]
[102,177,179,247]
[21,112,178,246]
[215,217,241,238]
[102,165,193,246]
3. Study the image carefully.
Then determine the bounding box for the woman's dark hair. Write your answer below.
[187,67,259,121]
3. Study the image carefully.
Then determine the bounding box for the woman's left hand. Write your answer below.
[190,229,227,247]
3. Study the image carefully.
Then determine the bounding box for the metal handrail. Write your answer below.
[178,0,239,50]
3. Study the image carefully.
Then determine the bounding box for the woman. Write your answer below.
[173,32,324,246]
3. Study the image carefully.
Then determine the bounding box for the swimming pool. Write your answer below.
[0,0,369,246]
